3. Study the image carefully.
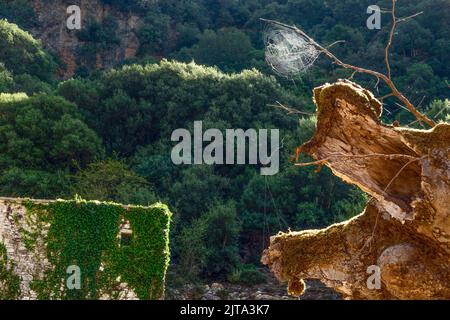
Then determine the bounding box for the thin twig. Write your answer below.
[416,95,426,109]
[294,153,418,167]
[326,40,346,49]
[269,101,314,116]
[261,13,436,127]
[395,102,412,113]
[374,77,380,91]
[432,100,449,119]
[397,12,423,23]
[383,157,424,193]
[385,0,397,80]
[358,155,426,254]
[379,93,394,101]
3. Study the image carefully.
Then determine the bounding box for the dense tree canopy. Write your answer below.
[0,0,448,284]
[0,93,103,197]
[0,20,56,81]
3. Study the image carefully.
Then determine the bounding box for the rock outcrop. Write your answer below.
[262,80,450,299]
[29,0,141,78]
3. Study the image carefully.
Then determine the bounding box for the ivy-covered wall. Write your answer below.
[0,197,171,300]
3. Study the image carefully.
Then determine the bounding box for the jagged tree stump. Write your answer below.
[262,80,450,299]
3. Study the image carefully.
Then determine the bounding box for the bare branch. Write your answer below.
[397,11,423,23]
[260,13,437,127]
[326,40,346,49]
[416,96,426,110]
[379,93,394,101]
[432,99,450,120]
[294,153,418,168]
[385,0,397,80]
[268,101,314,116]
[394,102,412,113]
[383,156,425,193]
[374,76,380,90]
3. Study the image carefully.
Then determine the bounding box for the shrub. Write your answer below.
[228,264,267,286]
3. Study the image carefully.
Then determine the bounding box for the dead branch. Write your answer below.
[397,12,423,23]
[385,0,397,80]
[326,40,346,49]
[268,101,314,116]
[379,93,395,101]
[261,3,436,128]
[294,152,418,168]
[385,0,423,79]
[262,81,450,299]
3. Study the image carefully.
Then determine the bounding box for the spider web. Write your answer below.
[263,24,320,77]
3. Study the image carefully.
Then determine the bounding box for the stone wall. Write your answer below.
[0,197,170,300]
[0,198,42,299]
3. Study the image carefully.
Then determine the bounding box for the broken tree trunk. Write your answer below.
[261,80,450,299]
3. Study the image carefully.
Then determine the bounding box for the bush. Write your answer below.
[228,264,267,286]
[176,201,242,278]
[0,0,37,28]
[72,159,158,206]
[0,20,56,80]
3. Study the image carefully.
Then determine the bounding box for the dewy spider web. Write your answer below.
[263,23,320,77]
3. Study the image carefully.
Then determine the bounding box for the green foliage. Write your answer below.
[72,159,157,206]
[228,264,267,286]
[171,166,229,221]
[59,61,299,156]
[239,116,367,257]
[0,19,56,81]
[56,61,366,275]
[426,99,449,123]
[0,94,103,198]
[77,16,121,65]
[109,0,449,113]
[0,0,37,29]
[176,202,241,279]
[0,167,72,199]
[101,0,153,12]
[176,213,209,278]
[132,146,179,194]
[137,12,171,55]
[0,63,14,92]
[201,202,242,276]
[2,0,447,286]
[77,16,121,48]
[180,28,254,72]
[0,243,21,300]
[0,94,103,171]
[24,199,171,300]
[11,74,52,95]
[0,92,28,103]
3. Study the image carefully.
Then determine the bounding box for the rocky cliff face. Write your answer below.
[262,80,450,299]
[29,0,141,78]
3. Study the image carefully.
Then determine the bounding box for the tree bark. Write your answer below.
[261,80,450,299]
